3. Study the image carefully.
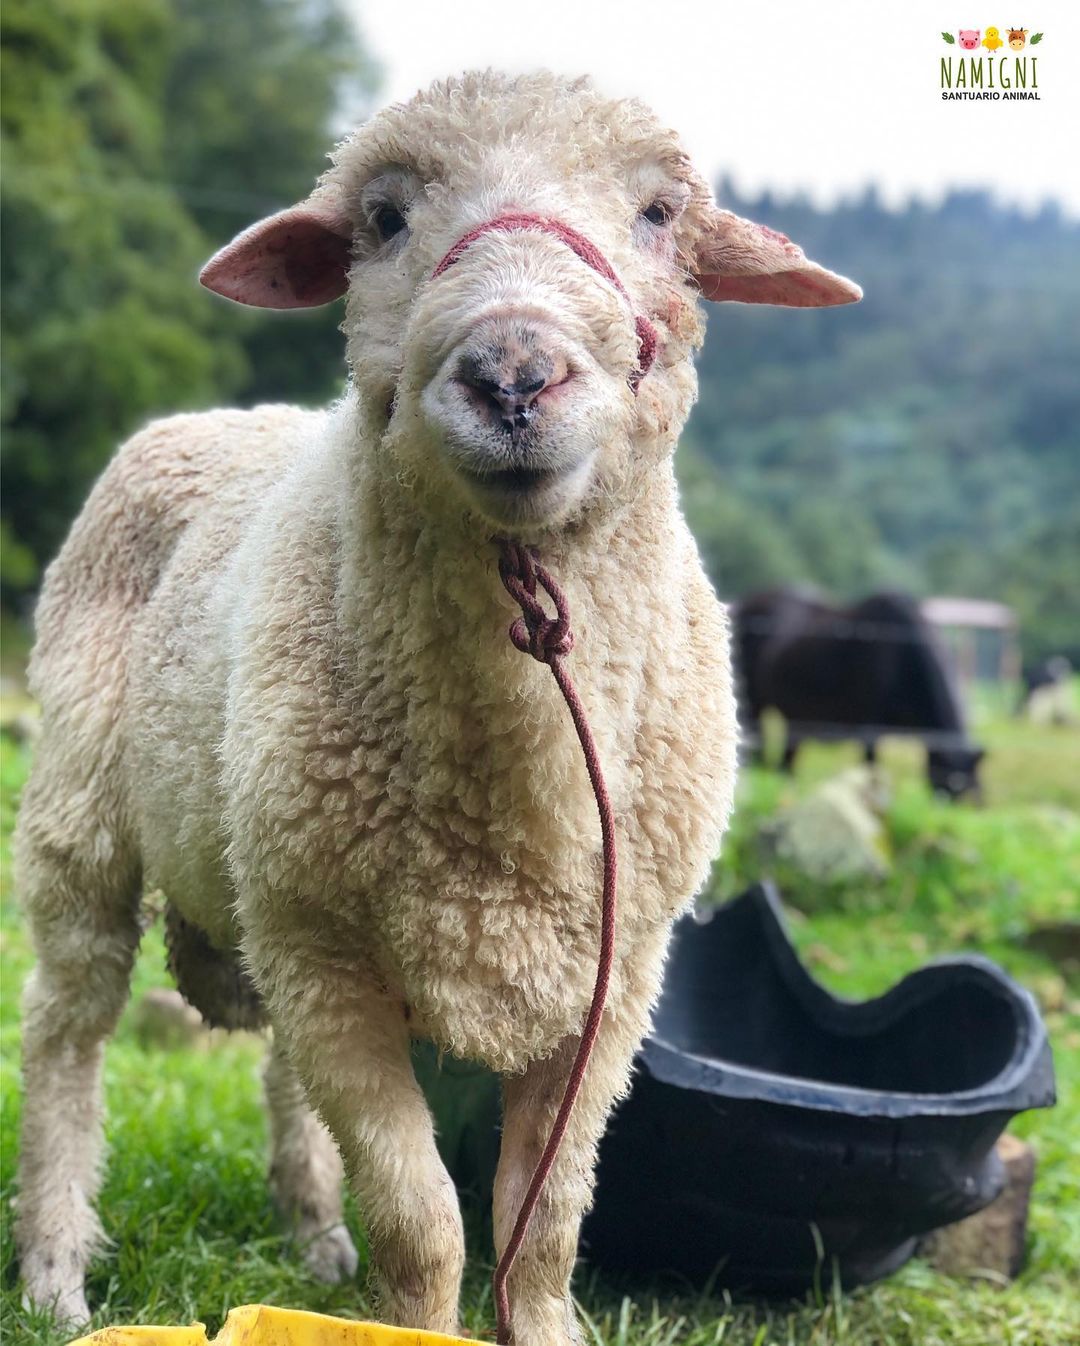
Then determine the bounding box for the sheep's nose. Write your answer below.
[457,351,559,431]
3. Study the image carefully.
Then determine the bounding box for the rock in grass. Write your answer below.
[0,684,40,743]
[760,765,891,884]
[921,1134,1036,1280]
[131,987,210,1049]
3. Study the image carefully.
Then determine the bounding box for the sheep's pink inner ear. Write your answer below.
[693,209,862,309]
[200,204,353,309]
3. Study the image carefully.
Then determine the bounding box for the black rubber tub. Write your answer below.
[583,882,1056,1292]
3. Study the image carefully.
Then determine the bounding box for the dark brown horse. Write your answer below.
[732,588,985,799]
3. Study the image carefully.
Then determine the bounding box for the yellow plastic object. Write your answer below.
[68,1303,479,1346]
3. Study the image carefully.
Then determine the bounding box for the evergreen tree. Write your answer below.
[0,0,376,600]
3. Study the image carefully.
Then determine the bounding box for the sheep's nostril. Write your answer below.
[491,375,548,425]
[457,353,559,431]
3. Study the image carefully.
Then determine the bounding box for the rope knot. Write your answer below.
[497,539,575,664]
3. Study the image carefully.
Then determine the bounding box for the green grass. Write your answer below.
[2,702,1078,1346]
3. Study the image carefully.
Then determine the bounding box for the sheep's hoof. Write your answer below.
[21,1279,91,1332]
[299,1222,360,1283]
[508,1303,582,1346]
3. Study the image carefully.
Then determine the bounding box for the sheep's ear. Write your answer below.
[200,197,353,309]
[691,207,862,308]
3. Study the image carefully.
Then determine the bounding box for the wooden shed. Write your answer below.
[920,596,1019,683]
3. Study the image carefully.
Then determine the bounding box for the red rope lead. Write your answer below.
[432,213,658,392]
[493,540,619,1345]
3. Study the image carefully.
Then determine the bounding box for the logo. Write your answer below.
[940,27,1044,99]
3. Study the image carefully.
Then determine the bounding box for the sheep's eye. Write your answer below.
[641,201,670,227]
[373,204,407,241]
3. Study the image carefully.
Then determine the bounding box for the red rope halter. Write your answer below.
[431,212,658,393]
[491,540,619,1344]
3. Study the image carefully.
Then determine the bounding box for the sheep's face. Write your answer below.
[201,72,861,535]
[353,144,697,530]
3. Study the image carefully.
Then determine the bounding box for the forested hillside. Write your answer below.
[0,0,376,599]
[681,185,1080,660]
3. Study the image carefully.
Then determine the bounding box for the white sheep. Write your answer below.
[14,70,860,1343]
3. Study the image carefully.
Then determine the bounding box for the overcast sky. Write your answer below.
[347,0,1078,214]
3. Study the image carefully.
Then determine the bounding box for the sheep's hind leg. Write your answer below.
[263,1035,358,1283]
[13,760,141,1328]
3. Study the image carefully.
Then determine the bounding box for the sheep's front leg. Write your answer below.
[494,1010,645,1346]
[258,941,465,1333]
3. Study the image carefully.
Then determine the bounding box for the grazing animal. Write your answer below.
[13,71,861,1342]
[733,589,984,800]
[1019,656,1076,724]
[982,25,1005,53]
[958,28,982,49]
[1007,27,1029,49]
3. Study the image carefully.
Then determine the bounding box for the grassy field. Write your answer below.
[1,700,1078,1346]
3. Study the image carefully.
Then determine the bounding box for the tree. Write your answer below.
[0,0,376,603]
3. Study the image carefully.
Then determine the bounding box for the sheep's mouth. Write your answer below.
[465,465,563,493]
[455,456,592,525]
